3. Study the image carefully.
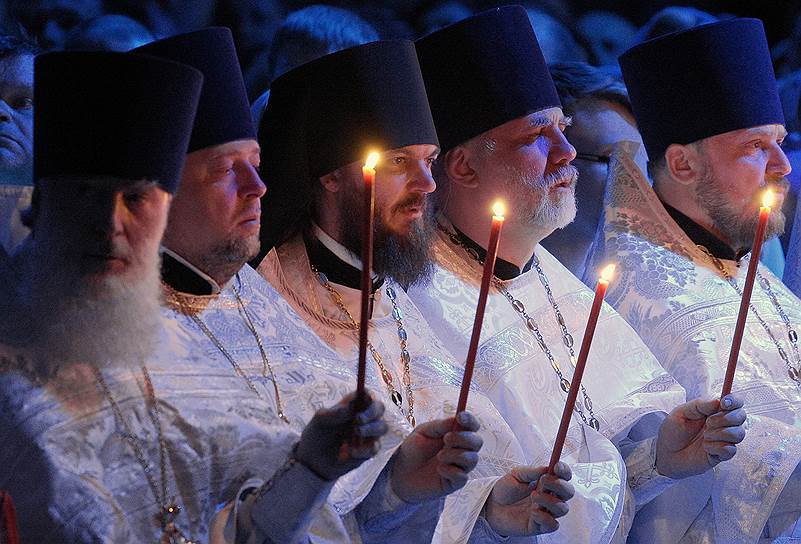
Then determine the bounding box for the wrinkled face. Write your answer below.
[34,177,170,283]
[18,177,170,369]
[694,124,791,250]
[469,107,578,231]
[0,54,33,184]
[163,139,265,272]
[327,143,439,287]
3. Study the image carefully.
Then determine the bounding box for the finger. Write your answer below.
[719,394,745,411]
[510,465,549,486]
[314,402,356,427]
[703,425,745,445]
[455,411,481,432]
[538,474,575,501]
[531,492,570,518]
[551,461,573,482]
[443,430,483,452]
[355,419,389,439]
[414,417,458,440]
[530,509,559,534]
[438,449,479,472]
[356,398,385,425]
[348,439,381,460]
[437,464,469,492]
[677,398,721,420]
[705,408,747,429]
[703,442,737,462]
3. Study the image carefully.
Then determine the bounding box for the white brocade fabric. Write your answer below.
[407,226,686,543]
[592,141,801,543]
[0,265,412,543]
[258,236,530,544]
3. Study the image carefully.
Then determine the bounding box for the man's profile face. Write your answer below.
[162,139,265,272]
[694,123,791,250]
[327,143,439,287]
[469,107,578,231]
[0,53,33,185]
[34,177,171,283]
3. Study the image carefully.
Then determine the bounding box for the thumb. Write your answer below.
[677,398,720,421]
[413,417,454,440]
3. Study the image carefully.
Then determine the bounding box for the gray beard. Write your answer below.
[504,164,578,231]
[196,234,260,284]
[695,167,787,253]
[337,188,435,290]
[1,250,163,378]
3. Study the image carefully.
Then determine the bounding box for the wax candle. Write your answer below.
[548,263,616,472]
[721,189,774,397]
[356,151,380,404]
[456,201,505,414]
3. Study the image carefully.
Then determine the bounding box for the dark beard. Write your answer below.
[338,187,435,290]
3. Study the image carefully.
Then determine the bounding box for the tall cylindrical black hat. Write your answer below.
[415,5,560,153]
[620,18,784,162]
[257,40,439,254]
[34,51,203,193]
[133,27,255,153]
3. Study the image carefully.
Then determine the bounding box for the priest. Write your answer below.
[135,28,483,543]
[594,18,801,542]
[255,38,579,542]
[410,7,749,542]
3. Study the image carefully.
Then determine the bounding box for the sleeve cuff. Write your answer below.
[625,436,677,509]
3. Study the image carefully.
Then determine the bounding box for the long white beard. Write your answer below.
[3,251,163,376]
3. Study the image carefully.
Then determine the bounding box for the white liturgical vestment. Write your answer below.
[408,218,686,544]
[0,263,425,542]
[259,234,533,543]
[591,141,801,543]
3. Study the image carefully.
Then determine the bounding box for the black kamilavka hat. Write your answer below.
[134,27,255,153]
[415,5,561,153]
[34,51,203,193]
[620,18,784,162]
[256,40,439,256]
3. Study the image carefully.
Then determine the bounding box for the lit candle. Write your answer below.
[356,151,380,405]
[456,201,505,415]
[548,263,616,473]
[721,189,774,397]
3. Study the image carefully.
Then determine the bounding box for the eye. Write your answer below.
[391,156,406,166]
[14,97,32,111]
[123,190,146,206]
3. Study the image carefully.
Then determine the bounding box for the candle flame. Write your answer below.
[600,263,616,282]
[762,188,775,209]
[365,151,380,170]
[492,201,506,218]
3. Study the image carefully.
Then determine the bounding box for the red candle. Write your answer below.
[721,189,774,397]
[356,151,380,404]
[456,201,505,415]
[548,263,616,473]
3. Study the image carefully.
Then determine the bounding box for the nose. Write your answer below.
[768,145,792,180]
[237,162,267,199]
[406,158,437,194]
[89,191,126,239]
[549,128,577,166]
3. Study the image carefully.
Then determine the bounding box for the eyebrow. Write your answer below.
[528,114,573,128]
[385,147,440,158]
[209,145,261,161]
[741,126,787,140]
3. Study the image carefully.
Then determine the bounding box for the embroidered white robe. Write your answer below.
[258,235,532,543]
[0,264,421,543]
[591,141,801,543]
[407,224,686,543]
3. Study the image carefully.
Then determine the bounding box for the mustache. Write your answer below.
[392,193,427,213]
[766,177,790,194]
[544,165,579,187]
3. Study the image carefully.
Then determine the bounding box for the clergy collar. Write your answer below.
[445,220,535,280]
[160,246,225,295]
[659,200,747,262]
[305,223,384,292]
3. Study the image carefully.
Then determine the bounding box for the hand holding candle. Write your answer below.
[721,189,774,397]
[548,263,615,473]
[456,201,505,415]
[356,151,380,405]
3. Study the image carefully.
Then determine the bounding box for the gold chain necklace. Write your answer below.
[164,274,290,424]
[310,264,416,426]
[699,245,801,385]
[439,223,600,430]
[94,366,198,544]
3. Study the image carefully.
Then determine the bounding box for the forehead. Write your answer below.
[383,143,439,157]
[707,123,787,145]
[489,106,566,137]
[199,138,261,160]
[0,54,33,85]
